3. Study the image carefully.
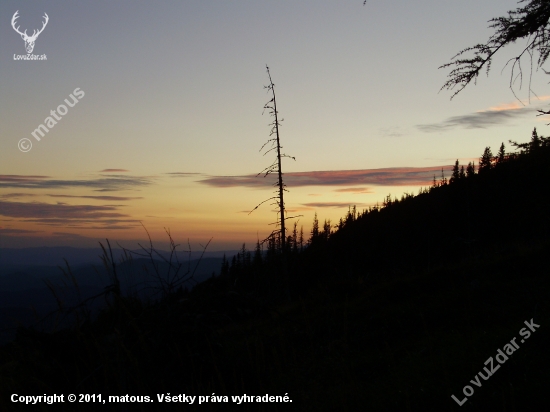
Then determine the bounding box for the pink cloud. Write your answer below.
[334,187,372,194]
[301,202,371,209]
[198,166,450,188]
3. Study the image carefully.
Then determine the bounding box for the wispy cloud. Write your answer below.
[51,231,93,239]
[64,225,139,230]
[0,201,124,219]
[0,175,49,184]
[165,172,204,177]
[198,166,449,189]
[0,227,42,235]
[301,202,371,209]
[379,126,405,138]
[48,194,143,201]
[334,187,372,194]
[417,107,534,132]
[100,169,130,173]
[0,200,140,228]
[0,192,39,199]
[0,175,152,191]
[416,97,550,132]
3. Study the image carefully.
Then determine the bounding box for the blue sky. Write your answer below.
[1,0,549,250]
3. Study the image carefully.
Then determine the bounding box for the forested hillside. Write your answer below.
[1,129,549,411]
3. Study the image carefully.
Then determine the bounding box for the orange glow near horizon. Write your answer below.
[0,166,452,249]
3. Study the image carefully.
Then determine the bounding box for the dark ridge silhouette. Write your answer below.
[1,129,549,411]
[219,128,550,296]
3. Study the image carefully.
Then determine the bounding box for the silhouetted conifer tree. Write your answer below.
[496,142,506,164]
[240,243,250,268]
[291,222,298,254]
[450,159,460,183]
[349,205,357,223]
[479,146,493,173]
[440,168,448,185]
[459,165,466,179]
[466,162,476,178]
[338,217,345,230]
[266,235,277,261]
[440,0,550,103]
[309,212,319,244]
[253,240,263,266]
[531,127,541,150]
[230,255,238,276]
[322,219,332,241]
[510,128,544,154]
[221,254,229,276]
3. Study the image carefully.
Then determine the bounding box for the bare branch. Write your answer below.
[248,196,278,215]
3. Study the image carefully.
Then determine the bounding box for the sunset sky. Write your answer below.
[1,0,549,251]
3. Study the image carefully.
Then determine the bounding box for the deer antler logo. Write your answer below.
[11,10,49,54]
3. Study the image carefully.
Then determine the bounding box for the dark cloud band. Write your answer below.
[417,107,534,132]
[198,166,449,188]
[0,175,152,190]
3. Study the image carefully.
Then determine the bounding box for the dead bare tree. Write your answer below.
[249,65,299,253]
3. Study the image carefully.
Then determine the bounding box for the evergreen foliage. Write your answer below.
[450,159,460,183]
[479,146,494,173]
[466,161,476,177]
[496,142,506,163]
[440,0,550,100]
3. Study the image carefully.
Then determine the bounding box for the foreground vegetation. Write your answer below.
[1,130,549,410]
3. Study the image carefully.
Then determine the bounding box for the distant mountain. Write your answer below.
[0,246,107,267]
[0,246,236,268]
[0,255,225,344]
